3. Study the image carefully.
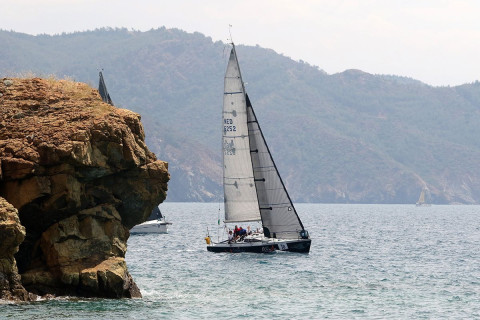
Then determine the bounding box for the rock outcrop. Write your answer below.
[0,197,34,301]
[0,78,169,299]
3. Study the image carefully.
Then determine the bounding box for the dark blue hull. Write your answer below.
[207,238,311,253]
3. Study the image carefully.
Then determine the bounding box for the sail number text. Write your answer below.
[224,118,236,133]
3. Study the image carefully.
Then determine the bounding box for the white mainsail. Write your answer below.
[223,46,261,223]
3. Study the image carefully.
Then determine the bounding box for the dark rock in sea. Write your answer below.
[0,77,169,300]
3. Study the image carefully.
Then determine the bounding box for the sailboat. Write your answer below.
[130,206,172,234]
[416,186,432,206]
[98,71,114,106]
[205,44,311,253]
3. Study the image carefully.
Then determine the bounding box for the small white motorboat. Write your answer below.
[130,206,172,234]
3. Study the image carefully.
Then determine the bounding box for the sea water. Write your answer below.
[1,203,479,319]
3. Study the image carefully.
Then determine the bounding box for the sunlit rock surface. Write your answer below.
[0,78,169,299]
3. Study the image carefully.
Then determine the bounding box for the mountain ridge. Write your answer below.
[1,27,480,203]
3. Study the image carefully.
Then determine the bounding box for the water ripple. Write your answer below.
[2,203,480,319]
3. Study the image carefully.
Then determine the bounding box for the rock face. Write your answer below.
[0,197,34,301]
[0,78,169,299]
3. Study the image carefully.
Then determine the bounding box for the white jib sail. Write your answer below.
[223,46,261,223]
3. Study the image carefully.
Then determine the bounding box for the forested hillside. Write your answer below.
[2,27,480,203]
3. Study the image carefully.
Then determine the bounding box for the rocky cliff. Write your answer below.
[0,78,169,300]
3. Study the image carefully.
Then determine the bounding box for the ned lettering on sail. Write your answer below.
[205,43,311,253]
[224,118,236,132]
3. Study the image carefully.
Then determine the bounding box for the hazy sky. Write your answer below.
[3,0,480,86]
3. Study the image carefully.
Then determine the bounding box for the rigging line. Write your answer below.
[224,24,233,60]
[223,25,234,62]
[228,24,233,44]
